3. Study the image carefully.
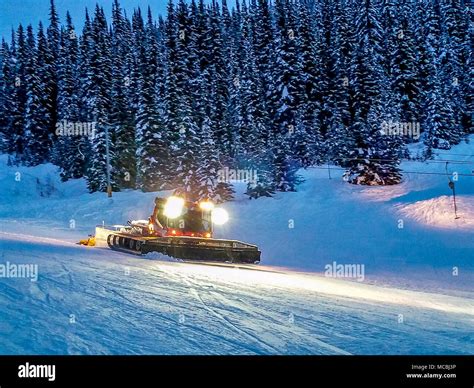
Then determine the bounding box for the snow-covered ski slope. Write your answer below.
[0,231,473,355]
[0,137,472,354]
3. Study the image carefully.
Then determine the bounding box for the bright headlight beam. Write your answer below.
[211,208,229,225]
[164,196,185,219]
[199,201,215,211]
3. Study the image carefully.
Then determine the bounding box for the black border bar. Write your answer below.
[0,356,472,387]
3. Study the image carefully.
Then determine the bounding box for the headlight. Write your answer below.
[211,208,229,225]
[164,196,185,219]
[199,201,215,211]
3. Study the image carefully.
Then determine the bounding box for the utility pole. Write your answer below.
[445,162,459,219]
[327,156,332,180]
[448,180,459,219]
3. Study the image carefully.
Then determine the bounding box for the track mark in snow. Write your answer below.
[208,288,352,355]
[186,282,281,354]
[60,263,75,287]
[158,265,282,353]
[169,268,351,355]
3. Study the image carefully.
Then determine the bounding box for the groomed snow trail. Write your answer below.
[0,227,472,355]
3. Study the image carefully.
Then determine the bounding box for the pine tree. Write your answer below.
[345,0,402,185]
[423,63,457,152]
[85,6,117,193]
[163,0,181,159]
[23,24,52,165]
[207,1,233,156]
[46,0,60,144]
[344,85,403,185]
[54,13,86,180]
[173,110,201,201]
[466,3,474,133]
[10,25,28,161]
[0,39,14,153]
[295,0,324,167]
[111,0,137,188]
[168,0,203,200]
[270,0,304,192]
[253,0,277,135]
[196,115,234,202]
[135,7,170,192]
[235,3,275,198]
[312,0,333,138]
[273,0,304,135]
[326,0,355,165]
[391,0,422,125]
[78,9,93,122]
[440,0,467,142]
[421,0,461,151]
[135,84,169,192]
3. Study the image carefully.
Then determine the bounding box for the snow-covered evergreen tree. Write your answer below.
[23,24,52,165]
[0,39,15,153]
[466,2,474,134]
[294,0,324,167]
[135,7,170,192]
[196,115,235,202]
[46,0,60,144]
[268,0,304,192]
[53,14,87,180]
[10,25,28,161]
[391,0,422,126]
[345,0,402,185]
[423,63,458,153]
[207,1,234,156]
[344,86,403,185]
[85,6,117,193]
[235,3,275,198]
[111,0,136,188]
[163,0,181,160]
[326,0,355,166]
[439,0,467,143]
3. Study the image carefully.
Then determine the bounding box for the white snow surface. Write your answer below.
[0,137,473,355]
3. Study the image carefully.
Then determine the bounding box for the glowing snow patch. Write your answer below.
[397,196,474,230]
[156,263,474,317]
[354,183,411,202]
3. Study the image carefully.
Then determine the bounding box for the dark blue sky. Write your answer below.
[0,0,191,41]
